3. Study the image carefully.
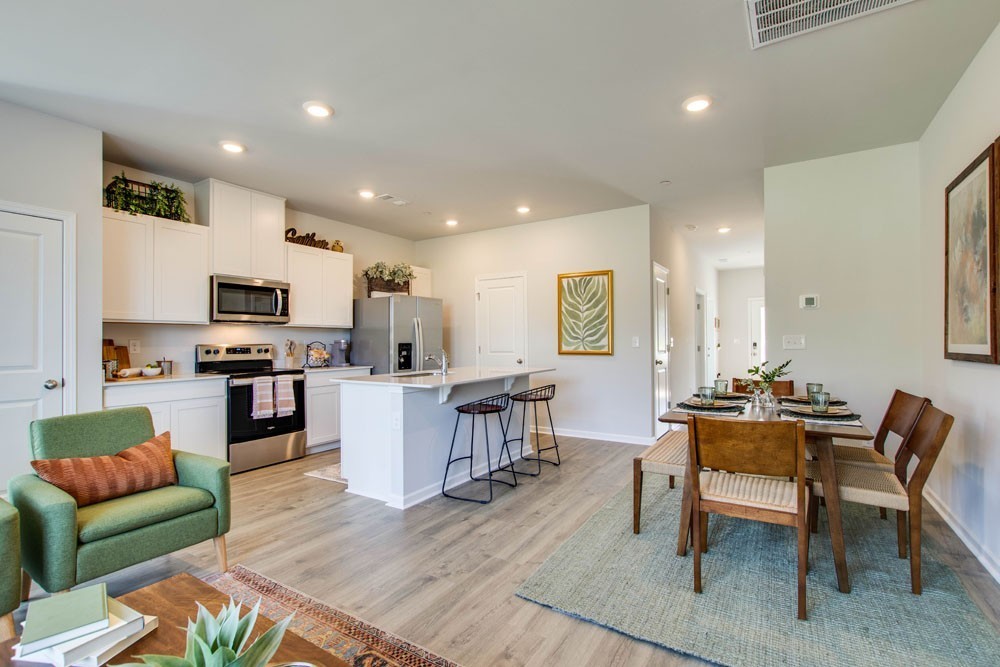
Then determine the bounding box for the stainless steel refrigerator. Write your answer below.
[352,296,444,375]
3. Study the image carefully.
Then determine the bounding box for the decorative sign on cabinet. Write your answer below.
[285,244,354,328]
[102,208,209,323]
[195,178,286,281]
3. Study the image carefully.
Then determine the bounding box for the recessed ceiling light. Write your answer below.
[358,190,375,200]
[302,101,334,118]
[445,219,458,227]
[683,95,712,113]
[516,206,531,214]
[717,226,732,234]
[219,141,246,153]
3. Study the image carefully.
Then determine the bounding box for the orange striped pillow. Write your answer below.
[31,432,178,507]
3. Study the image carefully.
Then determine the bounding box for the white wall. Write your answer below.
[917,20,1000,581]
[650,222,720,405]
[764,143,922,423]
[414,205,654,443]
[0,101,103,412]
[717,267,764,383]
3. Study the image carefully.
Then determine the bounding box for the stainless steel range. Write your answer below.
[196,344,305,474]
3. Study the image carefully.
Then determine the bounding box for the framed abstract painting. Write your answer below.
[558,270,613,355]
[944,141,998,363]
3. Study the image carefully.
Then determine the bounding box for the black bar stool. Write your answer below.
[442,393,518,503]
[502,384,560,476]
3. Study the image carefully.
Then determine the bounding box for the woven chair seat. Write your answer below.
[700,471,799,513]
[806,461,908,511]
[638,430,687,476]
[832,443,893,469]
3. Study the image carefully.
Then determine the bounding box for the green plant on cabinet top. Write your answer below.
[105,172,191,223]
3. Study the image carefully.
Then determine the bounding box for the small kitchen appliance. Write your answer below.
[331,339,350,367]
[211,275,290,324]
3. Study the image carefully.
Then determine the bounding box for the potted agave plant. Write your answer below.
[120,598,302,667]
[738,359,791,409]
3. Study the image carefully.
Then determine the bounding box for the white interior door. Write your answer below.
[0,209,64,493]
[653,264,670,435]
[475,273,526,368]
[694,291,706,389]
[748,297,766,369]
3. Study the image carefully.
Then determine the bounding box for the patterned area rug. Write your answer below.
[207,565,459,667]
[305,463,347,484]
[517,476,1000,667]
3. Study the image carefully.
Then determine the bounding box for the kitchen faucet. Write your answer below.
[425,349,449,375]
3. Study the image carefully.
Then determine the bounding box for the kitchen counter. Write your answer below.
[103,372,227,387]
[339,365,555,509]
[278,365,374,374]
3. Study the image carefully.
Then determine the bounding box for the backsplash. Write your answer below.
[103,322,352,374]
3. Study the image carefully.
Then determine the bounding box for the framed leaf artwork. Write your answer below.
[944,141,998,363]
[558,270,613,355]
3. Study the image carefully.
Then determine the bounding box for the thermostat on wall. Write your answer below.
[799,294,820,309]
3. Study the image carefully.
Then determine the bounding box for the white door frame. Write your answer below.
[651,262,670,436]
[694,288,707,388]
[0,198,78,414]
[474,271,528,366]
[748,296,765,370]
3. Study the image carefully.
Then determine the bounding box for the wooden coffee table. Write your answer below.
[3,573,347,667]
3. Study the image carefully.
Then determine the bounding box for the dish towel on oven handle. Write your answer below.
[251,376,274,419]
[274,375,297,417]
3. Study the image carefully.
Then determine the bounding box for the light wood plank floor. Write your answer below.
[21,435,1000,666]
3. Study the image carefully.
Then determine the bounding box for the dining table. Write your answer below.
[658,398,874,594]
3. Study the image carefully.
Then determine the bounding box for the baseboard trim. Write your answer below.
[529,425,656,447]
[306,441,340,455]
[924,487,1000,585]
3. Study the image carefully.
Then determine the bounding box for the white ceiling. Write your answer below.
[2,1,998,269]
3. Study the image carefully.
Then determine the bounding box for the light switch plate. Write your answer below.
[632,336,640,348]
[128,339,141,354]
[782,335,806,350]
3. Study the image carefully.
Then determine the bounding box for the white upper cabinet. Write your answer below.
[195,179,286,280]
[103,212,154,320]
[285,244,354,328]
[410,265,433,297]
[154,219,209,323]
[103,209,208,324]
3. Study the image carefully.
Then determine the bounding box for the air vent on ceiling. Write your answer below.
[744,0,917,49]
[374,193,395,201]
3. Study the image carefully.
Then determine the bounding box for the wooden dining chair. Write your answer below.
[833,389,929,470]
[807,405,954,594]
[732,378,795,397]
[687,414,812,620]
[633,430,688,533]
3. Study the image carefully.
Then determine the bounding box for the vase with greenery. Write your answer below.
[121,598,296,667]
[738,359,791,408]
[362,261,416,294]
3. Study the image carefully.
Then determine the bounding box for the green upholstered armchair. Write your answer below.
[1,499,19,640]
[9,407,231,595]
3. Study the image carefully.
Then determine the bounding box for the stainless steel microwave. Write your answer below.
[211,275,290,324]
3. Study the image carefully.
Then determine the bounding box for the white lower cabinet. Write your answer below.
[305,367,372,449]
[104,378,227,461]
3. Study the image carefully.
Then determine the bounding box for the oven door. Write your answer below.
[212,275,290,323]
[227,375,306,444]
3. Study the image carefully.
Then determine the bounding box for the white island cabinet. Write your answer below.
[103,376,228,460]
[338,366,554,509]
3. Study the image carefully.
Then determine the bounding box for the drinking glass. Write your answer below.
[806,382,823,397]
[714,379,728,394]
[811,391,830,414]
[699,386,716,406]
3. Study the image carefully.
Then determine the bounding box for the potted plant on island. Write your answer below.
[362,261,416,296]
[737,359,791,408]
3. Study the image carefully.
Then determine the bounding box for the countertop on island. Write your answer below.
[338,366,554,389]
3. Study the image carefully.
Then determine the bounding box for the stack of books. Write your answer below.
[13,583,158,667]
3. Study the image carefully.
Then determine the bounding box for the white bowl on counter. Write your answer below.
[141,367,163,377]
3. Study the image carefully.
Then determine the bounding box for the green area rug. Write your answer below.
[517,476,1000,666]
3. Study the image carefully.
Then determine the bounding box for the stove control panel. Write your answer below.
[196,344,273,362]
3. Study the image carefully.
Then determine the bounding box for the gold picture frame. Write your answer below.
[558,270,614,355]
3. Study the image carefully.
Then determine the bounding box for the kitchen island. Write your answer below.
[338,366,555,508]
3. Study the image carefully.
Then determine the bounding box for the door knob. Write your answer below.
[655,359,663,365]
[516,358,523,364]
[43,379,60,390]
